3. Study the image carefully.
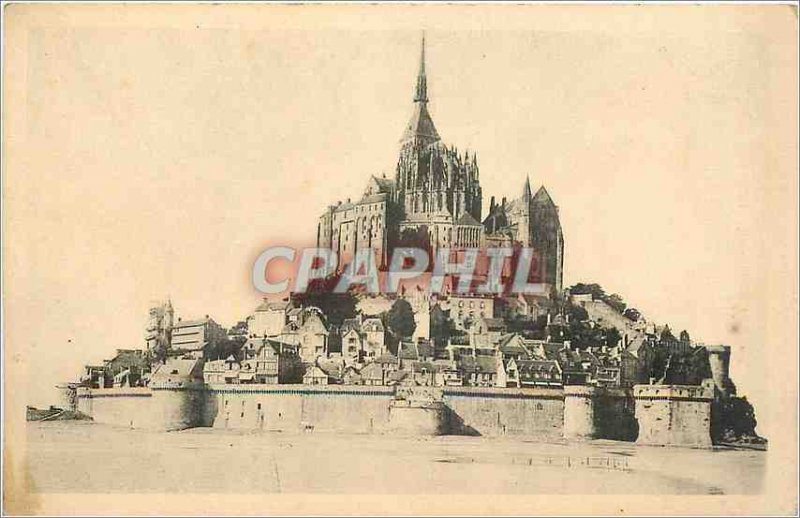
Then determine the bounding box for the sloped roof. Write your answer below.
[361,362,385,378]
[516,359,561,380]
[532,186,555,206]
[455,212,482,227]
[316,357,345,379]
[255,300,288,312]
[401,103,440,145]
[482,317,506,330]
[625,334,649,358]
[417,341,435,358]
[372,175,396,193]
[398,341,419,360]
[361,318,385,332]
[498,334,531,357]
[151,358,203,380]
[459,355,497,374]
[387,370,408,383]
[543,343,565,361]
[341,318,361,333]
[303,365,328,378]
[375,353,398,364]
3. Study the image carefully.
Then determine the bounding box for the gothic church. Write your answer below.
[317,36,564,293]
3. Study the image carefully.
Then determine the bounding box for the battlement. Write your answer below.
[633,384,713,401]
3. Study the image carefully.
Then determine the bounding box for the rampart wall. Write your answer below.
[75,383,710,447]
[634,384,713,448]
[442,386,565,439]
[76,385,205,431]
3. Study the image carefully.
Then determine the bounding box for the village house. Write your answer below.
[360,354,399,386]
[457,355,498,387]
[467,316,506,348]
[433,359,463,386]
[302,365,329,385]
[502,358,562,388]
[338,315,387,363]
[203,338,302,385]
[81,349,150,389]
[397,340,435,368]
[495,333,535,361]
[278,306,329,363]
[443,294,496,331]
[504,293,551,321]
[317,356,346,384]
[341,326,363,361]
[249,299,289,337]
[620,335,655,387]
[361,317,386,359]
[170,316,227,359]
[342,365,363,385]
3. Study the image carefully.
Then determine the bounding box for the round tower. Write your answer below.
[563,385,597,439]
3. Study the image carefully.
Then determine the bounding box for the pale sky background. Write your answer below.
[4,5,797,444]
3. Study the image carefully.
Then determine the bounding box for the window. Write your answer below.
[257,403,261,410]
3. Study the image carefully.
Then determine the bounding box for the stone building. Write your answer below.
[145,300,173,358]
[278,307,330,363]
[483,179,565,293]
[316,36,564,290]
[169,316,227,359]
[249,299,288,337]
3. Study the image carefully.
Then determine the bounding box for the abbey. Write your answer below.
[317,37,564,293]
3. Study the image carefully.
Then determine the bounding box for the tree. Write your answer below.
[711,396,765,444]
[605,327,622,347]
[386,299,416,340]
[623,307,642,322]
[605,293,626,313]
[567,302,589,322]
[660,325,677,344]
[291,277,357,326]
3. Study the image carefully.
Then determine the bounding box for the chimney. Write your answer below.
[490,196,496,211]
[501,196,507,206]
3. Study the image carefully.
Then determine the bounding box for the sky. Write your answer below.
[4,5,797,440]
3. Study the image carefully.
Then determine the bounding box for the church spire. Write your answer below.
[400,33,440,145]
[414,34,428,103]
[523,174,533,201]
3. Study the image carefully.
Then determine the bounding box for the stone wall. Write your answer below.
[442,386,565,438]
[563,386,636,440]
[76,383,708,447]
[205,385,396,433]
[634,384,713,448]
[77,386,205,431]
